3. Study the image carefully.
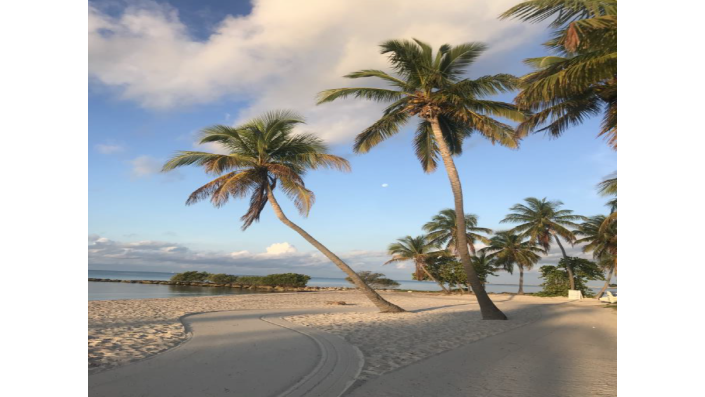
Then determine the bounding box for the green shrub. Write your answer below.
[170,271,211,283]
[207,273,238,284]
[261,273,311,288]
[535,257,604,298]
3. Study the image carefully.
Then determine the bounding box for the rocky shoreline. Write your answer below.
[88,278,358,292]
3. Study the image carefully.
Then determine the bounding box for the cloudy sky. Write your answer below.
[88,0,617,284]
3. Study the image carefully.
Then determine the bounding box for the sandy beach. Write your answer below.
[88,291,606,382]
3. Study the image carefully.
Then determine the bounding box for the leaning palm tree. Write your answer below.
[500,0,617,149]
[576,214,617,299]
[386,235,450,294]
[162,110,404,313]
[501,197,586,290]
[480,231,545,294]
[423,209,493,255]
[318,39,526,320]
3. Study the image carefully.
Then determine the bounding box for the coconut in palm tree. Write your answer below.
[386,235,450,294]
[162,110,404,313]
[501,197,585,290]
[318,39,526,320]
[481,231,544,294]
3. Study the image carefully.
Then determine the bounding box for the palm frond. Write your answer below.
[316,87,404,105]
[353,110,410,153]
[344,69,410,90]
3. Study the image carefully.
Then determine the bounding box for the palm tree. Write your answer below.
[386,235,450,294]
[162,110,404,313]
[577,215,617,299]
[469,251,502,291]
[480,232,545,294]
[597,173,617,196]
[317,39,526,320]
[423,209,493,255]
[501,197,585,290]
[597,172,617,233]
[500,0,617,149]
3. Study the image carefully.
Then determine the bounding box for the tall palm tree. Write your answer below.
[500,0,617,149]
[317,39,526,320]
[386,235,450,294]
[423,209,493,255]
[501,197,585,290]
[162,110,404,313]
[480,232,545,294]
[577,214,617,299]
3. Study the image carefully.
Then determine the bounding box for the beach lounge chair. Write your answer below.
[599,291,617,303]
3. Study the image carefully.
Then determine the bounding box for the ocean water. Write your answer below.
[87,270,614,301]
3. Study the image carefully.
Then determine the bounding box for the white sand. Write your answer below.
[88,291,563,376]
[286,295,553,380]
[347,301,617,396]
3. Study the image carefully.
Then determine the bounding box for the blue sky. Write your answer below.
[88,0,616,283]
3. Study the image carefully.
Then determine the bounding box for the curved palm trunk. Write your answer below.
[267,188,404,313]
[596,266,614,299]
[518,265,525,295]
[553,234,576,290]
[430,118,507,320]
[419,260,450,294]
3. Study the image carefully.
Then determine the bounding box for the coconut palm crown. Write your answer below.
[317,38,525,172]
[501,197,585,250]
[500,0,617,148]
[385,235,449,293]
[481,232,545,273]
[162,110,349,230]
[480,231,545,294]
[576,215,616,263]
[597,172,617,229]
[423,209,492,254]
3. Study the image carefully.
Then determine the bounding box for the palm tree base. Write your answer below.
[482,310,508,320]
[379,305,406,313]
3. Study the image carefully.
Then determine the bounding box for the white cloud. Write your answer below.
[88,0,542,143]
[129,155,162,177]
[95,143,124,154]
[264,242,297,256]
[193,141,230,155]
[129,155,184,181]
[88,235,390,276]
[381,183,389,188]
